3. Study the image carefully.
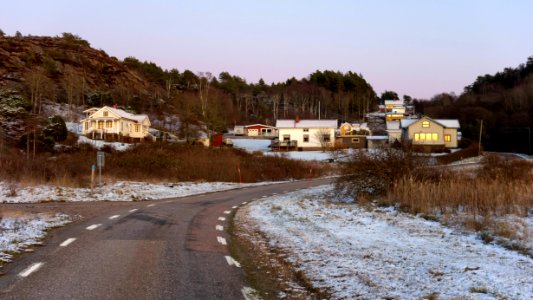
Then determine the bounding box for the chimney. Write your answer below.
[295,115,300,124]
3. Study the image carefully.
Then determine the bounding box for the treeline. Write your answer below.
[414,56,533,154]
[121,57,378,127]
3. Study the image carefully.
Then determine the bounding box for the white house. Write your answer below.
[81,106,151,142]
[274,119,337,150]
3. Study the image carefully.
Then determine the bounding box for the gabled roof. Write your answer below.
[244,124,276,129]
[105,106,148,123]
[384,100,403,106]
[400,116,460,129]
[276,119,337,129]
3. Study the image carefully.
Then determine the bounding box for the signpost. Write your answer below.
[97,151,105,186]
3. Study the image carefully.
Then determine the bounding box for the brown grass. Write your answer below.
[385,155,533,217]
[0,143,333,187]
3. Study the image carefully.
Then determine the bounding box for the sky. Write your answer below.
[1,0,533,99]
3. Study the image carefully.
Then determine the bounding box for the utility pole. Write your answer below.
[478,120,483,156]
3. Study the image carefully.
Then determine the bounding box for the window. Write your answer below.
[323,134,331,142]
[352,138,360,143]
[432,133,438,141]
[303,134,309,142]
[135,124,140,132]
[303,128,309,132]
[98,121,104,129]
[283,135,290,141]
[415,133,438,142]
[103,111,108,117]
[106,121,113,128]
[445,134,451,142]
[422,121,430,128]
[414,133,420,141]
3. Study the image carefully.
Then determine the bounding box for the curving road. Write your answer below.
[0,178,332,300]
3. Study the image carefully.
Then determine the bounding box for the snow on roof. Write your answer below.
[384,100,403,105]
[386,121,400,130]
[105,106,148,123]
[435,119,460,128]
[276,119,337,128]
[400,118,460,129]
[367,135,389,140]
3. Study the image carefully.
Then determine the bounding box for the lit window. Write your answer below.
[414,133,420,141]
[420,133,426,140]
[422,121,430,128]
[303,134,309,142]
[445,134,451,142]
[432,133,438,141]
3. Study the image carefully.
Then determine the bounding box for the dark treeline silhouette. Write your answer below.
[414,56,533,154]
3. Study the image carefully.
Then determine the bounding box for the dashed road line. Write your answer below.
[224,256,241,267]
[86,224,101,231]
[223,210,231,214]
[59,238,77,247]
[218,217,226,221]
[217,236,227,245]
[216,225,224,231]
[129,208,138,213]
[19,262,44,278]
[109,215,120,220]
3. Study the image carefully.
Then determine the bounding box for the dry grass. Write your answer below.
[0,143,333,187]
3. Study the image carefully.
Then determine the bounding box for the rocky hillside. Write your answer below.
[0,33,165,114]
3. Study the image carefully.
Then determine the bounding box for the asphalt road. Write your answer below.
[0,178,332,300]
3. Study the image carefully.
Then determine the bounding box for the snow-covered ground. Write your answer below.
[0,181,279,203]
[231,138,332,161]
[77,135,134,151]
[243,185,533,299]
[0,213,71,263]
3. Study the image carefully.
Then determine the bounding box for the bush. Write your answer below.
[333,148,430,201]
[43,115,68,142]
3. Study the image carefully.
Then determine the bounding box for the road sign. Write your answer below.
[97,151,105,167]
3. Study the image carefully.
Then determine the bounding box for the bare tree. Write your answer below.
[196,72,212,118]
[314,128,332,152]
[25,68,47,113]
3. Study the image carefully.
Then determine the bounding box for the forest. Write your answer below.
[414,56,533,154]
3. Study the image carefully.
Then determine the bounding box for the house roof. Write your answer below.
[105,106,148,123]
[384,100,403,106]
[400,117,460,129]
[386,121,400,130]
[244,124,276,129]
[276,119,337,128]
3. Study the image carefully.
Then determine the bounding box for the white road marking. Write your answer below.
[59,238,76,247]
[86,224,101,230]
[224,210,231,214]
[232,206,238,209]
[129,209,138,213]
[225,256,241,267]
[147,204,155,207]
[218,217,226,221]
[241,287,260,300]
[216,225,224,231]
[217,236,227,245]
[109,215,120,220]
[19,262,44,277]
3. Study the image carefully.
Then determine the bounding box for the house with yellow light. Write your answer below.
[401,116,460,151]
[81,106,152,142]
